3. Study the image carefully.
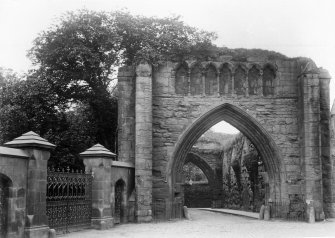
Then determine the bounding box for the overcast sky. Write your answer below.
[1,0,334,134]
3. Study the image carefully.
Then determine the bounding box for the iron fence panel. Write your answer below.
[46,168,93,234]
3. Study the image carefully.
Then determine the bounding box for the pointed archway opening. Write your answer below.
[184,152,215,186]
[183,152,215,208]
[168,103,285,206]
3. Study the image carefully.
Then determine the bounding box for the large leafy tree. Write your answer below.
[2,10,216,168]
[0,72,95,169]
[28,10,216,101]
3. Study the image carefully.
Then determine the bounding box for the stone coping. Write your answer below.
[80,144,116,158]
[0,146,29,158]
[5,131,55,150]
[198,208,259,219]
[111,161,134,168]
[183,181,209,185]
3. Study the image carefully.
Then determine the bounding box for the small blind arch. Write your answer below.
[175,65,188,95]
[263,65,275,96]
[220,64,232,95]
[234,66,246,95]
[190,64,203,95]
[248,66,260,95]
[205,65,217,95]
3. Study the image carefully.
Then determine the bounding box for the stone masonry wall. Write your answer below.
[150,60,301,202]
[118,56,332,219]
[189,148,220,172]
[0,151,28,238]
[184,183,212,208]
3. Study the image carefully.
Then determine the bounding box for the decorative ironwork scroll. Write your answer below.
[46,167,93,233]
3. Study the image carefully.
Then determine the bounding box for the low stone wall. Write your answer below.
[0,133,137,237]
[0,131,55,238]
[184,183,212,208]
[0,147,29,238]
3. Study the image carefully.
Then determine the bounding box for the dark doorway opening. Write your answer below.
[114,179,125,224]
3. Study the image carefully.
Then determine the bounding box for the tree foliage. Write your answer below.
[28,10,217,101]
[0,69,60,144]
[28,10,120,102]
[112,11,217,64]
[0,73,95,169]
[1,10,217,168]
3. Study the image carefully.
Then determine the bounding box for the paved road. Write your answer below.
[61,209,335,238]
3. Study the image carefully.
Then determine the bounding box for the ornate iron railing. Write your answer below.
[46,167,93,233]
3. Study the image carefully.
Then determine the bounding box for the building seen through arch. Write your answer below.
[182,126,267,212]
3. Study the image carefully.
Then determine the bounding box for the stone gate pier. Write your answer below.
[118,53,334,221]
[0,132,136,237]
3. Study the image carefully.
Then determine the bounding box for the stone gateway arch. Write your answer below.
[117,55,334,222]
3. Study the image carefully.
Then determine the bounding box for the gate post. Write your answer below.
[80,144,116,230]
[5,131,55,238]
